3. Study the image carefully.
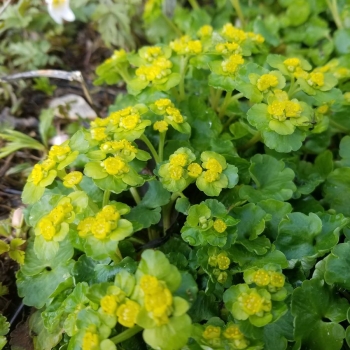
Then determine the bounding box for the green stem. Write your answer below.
[158,131,166,162]
[179,56,189,101]
[140,135,160,163]
[161,13,183,37]
[103,190,111,207]
[111,326,143,344]
[129,187,141,205]
[326,0,343,29]
[162,192,184,235]
[239,131,262,151]
[210,87,222,111]
[219,90,233,119]
[329,119,350,133]
[230,0,245,28]
[188,0,200,9]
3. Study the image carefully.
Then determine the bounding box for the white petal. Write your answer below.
[47,1,75,24]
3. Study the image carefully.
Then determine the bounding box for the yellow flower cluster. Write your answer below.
[90,107,143,141]
[238,289,272,316]
[140,46,164,62]
[215,42,241,55]
[136,58,172,82]
[170,35,203,55]
[102,156,129,176]
[100,139,138,156]
[283,58,301,72]
[63,171,83,188]
[153,120,168,132]
[140,275,173,325]
[221,23,247,43]
[77,205,121,240]
[82,331,99,350]
[221,54,244,75]
[308,72,325,87]
[202,157,223,183]
[30,159,56,186]
[267,97,302,122]
[100,292,140,328]
[209,251,230,284]
[105,49,127,64]
[197,25,213,38]
[48,144,71,163]
[223,324,250,348]
[168,151,201,180]
[257,74,279,92]
[37,201,73,240]
[253,269,285,289]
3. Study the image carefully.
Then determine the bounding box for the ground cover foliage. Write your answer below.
[1,0,350,349]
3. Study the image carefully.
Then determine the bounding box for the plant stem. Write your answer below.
[329,119,350,133]
[140,135,160,163]
[179,56,189,101]
[326,0,343,29]
[188,0,200,9]
[210,87,222,111]
[162,192,184,235]
[158,131,166,162]
[161,13,183,37]
[239,131,262,151]
[219,91,233,119]
[111,326,143,344]
[230,0,245,28]
[102,190,111,207]
[129,187,141,205]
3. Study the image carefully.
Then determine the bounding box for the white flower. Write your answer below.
[46,0,75,25]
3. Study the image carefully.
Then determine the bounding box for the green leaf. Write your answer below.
[324,243,350,290]
[139,180,171,208]
[334,29,350,55]
[38,109,55,148]
[0,315,9,337]
[231,203,271,254]
[263,311,294,350]
[188,291,219,323]
[275,213,322,260]
[291,279,348,350]
[338,136,350,167]
[262,129,306,153]
[323,168,350,216]
[125,206,161,229]
[0,241,9,255]
[21,239,74,276]
[21,182,45,205]
[17,261,74,308]
[239,154,296,203]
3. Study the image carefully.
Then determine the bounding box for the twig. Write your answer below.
[0,0,11,17]
[0,70,94,107]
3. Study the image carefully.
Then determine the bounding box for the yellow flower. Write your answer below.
[117,300,141,328]
[217,253,230,270]
[166,107,184,123]
[223,325,244,340]
[283,58,300,72]
[154,98,174,111]
[140,275,161,295]
[294,67,309,79]
[215,42,241,54]
[169,165,184,180]
[221,23,247,43]
[269,271,285,288]
[77,217,95,238]
[221,54,244,74]
[91,127,108,141]
[203,158,223,173]
[308,72,325,87]
[253,270,270,286]
[153,120,169,132]
[187,163,202,178]
[240,291,263,315]
[204,170,220,183]
[48,203,73,225]
[169,153,188,167]
[82,331,99,350]
[217,271,228,284]
[267,101,286,120]
[202,325,221,340]
[284,101,301,118]
[186,40,202,54]
[97,205,121,222]
[100,295,118,315]
[91,218,111,240]
[31,165,44,185]
[143,46,163,61]
[119,113,141,130]
[63,171,83,188]
[213,219,227,234]
[198,25,213,38]
[257,74,279,92]
[317,105,329,114]
[48,144,71,162]
[38,217,56,241]
[103,157,129,176]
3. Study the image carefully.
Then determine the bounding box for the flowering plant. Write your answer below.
[15,1,350,350]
